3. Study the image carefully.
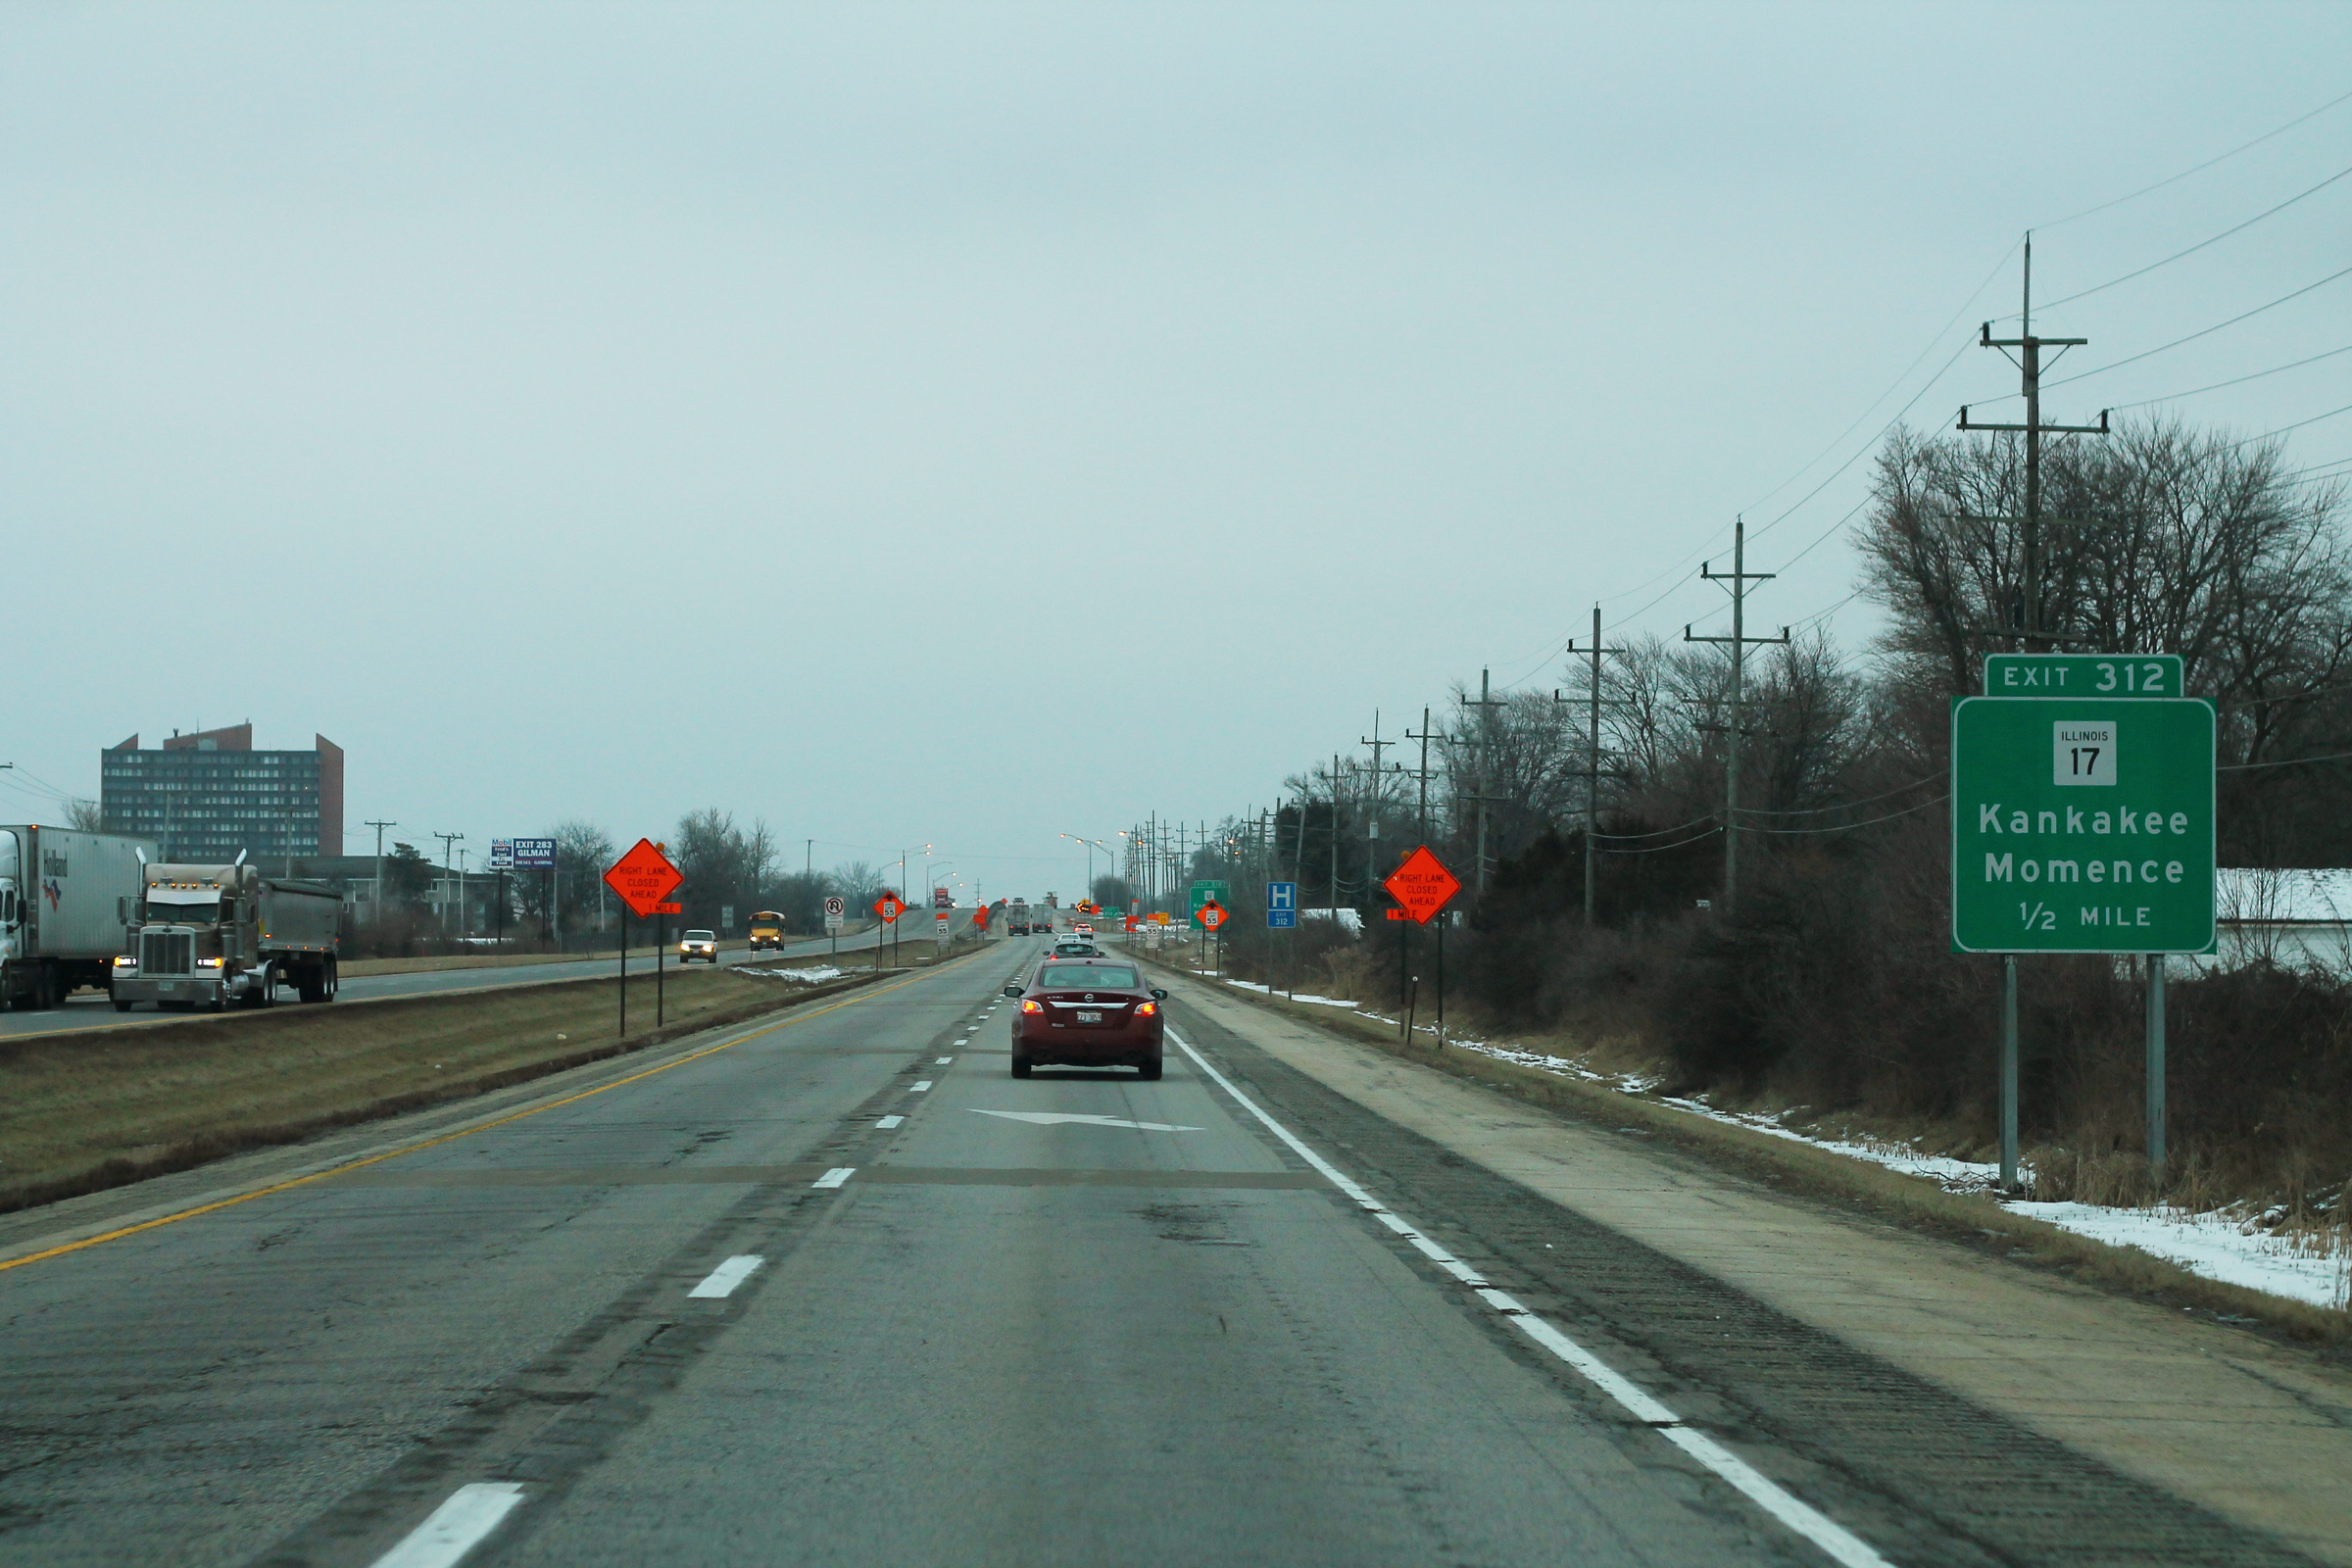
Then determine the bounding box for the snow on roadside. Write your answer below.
[741,965,843,983]
[2006,1201,2347,1310]
[1219,976,2347,1311]
[1220,979,1359,1007]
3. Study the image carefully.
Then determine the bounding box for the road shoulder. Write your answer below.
[1153,962,2352,1568]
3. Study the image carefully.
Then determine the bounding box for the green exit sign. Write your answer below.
[1950,696,2215,954]
[1984,653,2184,698]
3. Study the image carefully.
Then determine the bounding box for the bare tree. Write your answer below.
[1859,416,2352,755]
[67,799,104,833]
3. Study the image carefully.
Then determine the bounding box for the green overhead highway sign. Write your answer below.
[1188,880,1229,930]
[1984,653,2184,699]
[1950,695,2215,954]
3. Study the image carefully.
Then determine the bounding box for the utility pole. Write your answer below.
[1959,233,2112,650]
[432,831,464,934]
[1329,753,1347,915]
[1361,710,1400,899]
[365,818,397,930]
[1404,707,1437,841]
[1958,238,2112,1194]
[1557,606,1624,926]
[1463,670,1506,896]
[1685,519,1788,919]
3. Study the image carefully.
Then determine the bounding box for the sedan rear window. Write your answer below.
[1039,964,1139,989]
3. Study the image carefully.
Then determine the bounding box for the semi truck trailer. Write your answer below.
[112,860,342,1011]
[0,825,157,1010]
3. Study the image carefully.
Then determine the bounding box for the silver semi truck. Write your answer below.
[112,860,342,1011]
[0,825,158,1010]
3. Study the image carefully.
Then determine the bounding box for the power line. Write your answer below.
[2222,401,2352,451]
[1744,794,1949,834]
[2109,342,2352,412]
[1742,242,2023,519]
[1736,775,1941,816]
[2026,162,2352,315]
[2043,263,2352,390]
[2034,86,2352,231]
[1595,825,1723,856]
[2221,749,2352,773]
[1589,248,2015,623]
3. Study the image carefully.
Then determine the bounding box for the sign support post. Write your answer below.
[2147,956,2167,1177]
[1381,847,1462,1052]
[2000,956,2018,1190]
[602,839,686,1041]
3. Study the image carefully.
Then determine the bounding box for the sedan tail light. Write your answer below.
[1135,1001,1157,1016]
[1020,998,1044,1013]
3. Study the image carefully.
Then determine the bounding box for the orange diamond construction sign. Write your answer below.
[1382,845,1461,925]
[604,839,684,918]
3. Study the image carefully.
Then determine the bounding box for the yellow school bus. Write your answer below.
[748,910,785,951]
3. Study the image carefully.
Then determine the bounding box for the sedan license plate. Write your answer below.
[1075,1009,1102,1023]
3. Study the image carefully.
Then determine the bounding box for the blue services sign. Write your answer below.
[1266,881,1298,929]
[511,837,558,870]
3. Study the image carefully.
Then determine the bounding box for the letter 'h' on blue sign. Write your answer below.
[1266,881,1298,928]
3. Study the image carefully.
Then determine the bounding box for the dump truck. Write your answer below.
[112,859,342,1011]
[0,825,157,1010]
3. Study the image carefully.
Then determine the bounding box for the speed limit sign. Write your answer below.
[824,895,846,932]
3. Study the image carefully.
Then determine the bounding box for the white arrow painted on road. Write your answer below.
[970,1109,1202,1133]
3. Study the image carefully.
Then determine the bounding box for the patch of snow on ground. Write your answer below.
[1442,1039,2346,1309]
[1222,979,1357,1006]
[743,965,843,983]
[2009,1202,2348,1310]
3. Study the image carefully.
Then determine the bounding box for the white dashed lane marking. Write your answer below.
[368,1482,524,1568]
[911,1080,933,1092]
[876,1115,904,1129]
[687,1255,763,1298]
[811,1167,856,1189]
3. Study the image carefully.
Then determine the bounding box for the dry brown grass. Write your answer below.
[1159,959,2351,1346]
[0,963,876,1215]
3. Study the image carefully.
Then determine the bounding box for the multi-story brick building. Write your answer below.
[100,724,345,864]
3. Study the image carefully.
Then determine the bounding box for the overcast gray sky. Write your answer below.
[6,2,2347,898]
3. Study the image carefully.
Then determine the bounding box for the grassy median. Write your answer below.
[0,962,876,1215]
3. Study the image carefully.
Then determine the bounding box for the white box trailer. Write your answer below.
[0,826,157,1010]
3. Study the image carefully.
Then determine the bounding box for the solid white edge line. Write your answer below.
[811,1167,856,1189]
[368,1481,526,1568]
[1164,1027,1894,1568]
[687,1254,764,1299]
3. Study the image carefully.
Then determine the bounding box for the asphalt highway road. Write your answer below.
[0,921,952,1042]
[0,935,2291,1567]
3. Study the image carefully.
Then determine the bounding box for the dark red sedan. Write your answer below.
[1003,959,1169,1079]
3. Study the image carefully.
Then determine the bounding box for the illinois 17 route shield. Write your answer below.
[1950,696,2215,955]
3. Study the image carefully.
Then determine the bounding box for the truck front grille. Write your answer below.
[140,930,194,977]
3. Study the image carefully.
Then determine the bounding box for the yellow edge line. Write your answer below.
[0,966,937,1276]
